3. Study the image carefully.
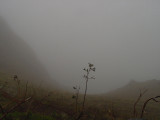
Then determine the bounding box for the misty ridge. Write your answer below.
[0,1,160,120]
[0,17,57,88]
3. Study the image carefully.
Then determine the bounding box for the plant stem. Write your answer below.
[82,69,89,112]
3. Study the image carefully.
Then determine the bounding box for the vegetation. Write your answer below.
[72,85,80,114]
[133,89,147,118]
[0,70,160,120]
[76,63,95,120]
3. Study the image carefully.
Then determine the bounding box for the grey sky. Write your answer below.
[0,0,160,94]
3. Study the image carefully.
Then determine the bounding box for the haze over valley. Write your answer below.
[1,1,160,94]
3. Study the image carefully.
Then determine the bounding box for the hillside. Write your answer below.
[106,79,160,100]
[0,17,56,87]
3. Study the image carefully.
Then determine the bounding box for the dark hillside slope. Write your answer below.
[0,17,56,87]
[106,79,160,99]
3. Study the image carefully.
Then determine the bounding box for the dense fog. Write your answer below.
[0,0,160,94]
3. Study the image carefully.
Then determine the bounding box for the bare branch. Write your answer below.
[133,88,148,117]
[0,97,32,120]
[140,96,160,118]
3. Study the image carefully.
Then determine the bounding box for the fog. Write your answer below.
[0,0,160,94]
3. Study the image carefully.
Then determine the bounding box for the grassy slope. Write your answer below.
[106,80,160,100]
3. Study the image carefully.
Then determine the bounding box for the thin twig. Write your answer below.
[24,81,29,99]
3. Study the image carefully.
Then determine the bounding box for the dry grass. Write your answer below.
[0,72,160,120]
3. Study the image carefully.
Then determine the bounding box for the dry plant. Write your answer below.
[72,85,80,113]
[133,88,147,118]
[3,75,25,108]
[14,75,20,96]
[0,75,32,120]
[76,63,95,120]
[140,95,160,118]
[131,89,160,119]
[82,63,95,111]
